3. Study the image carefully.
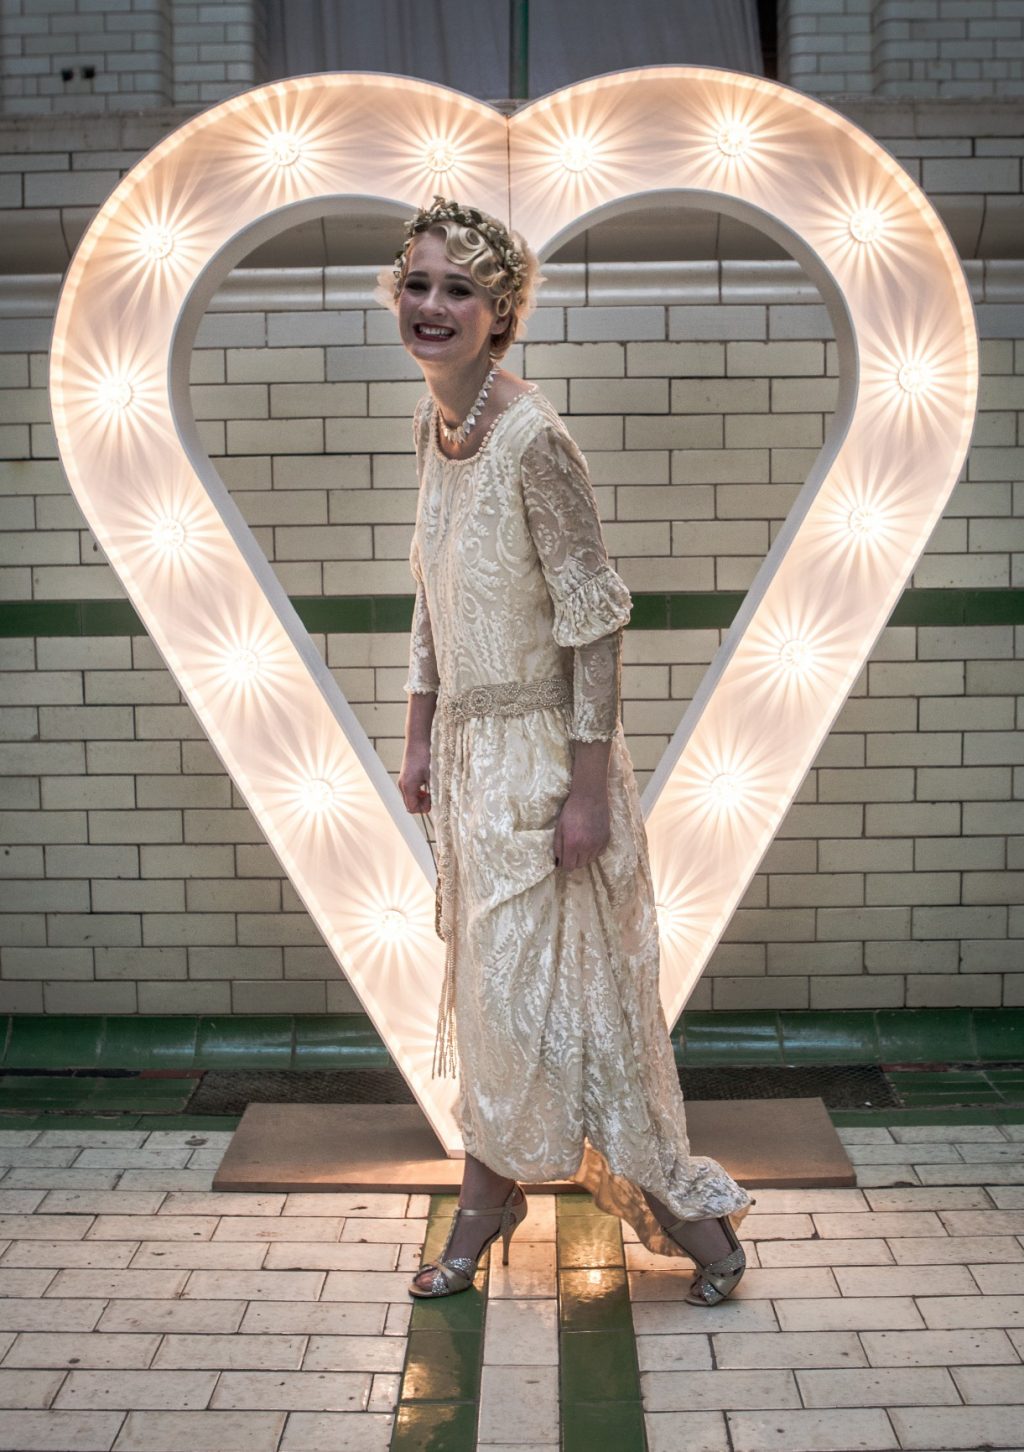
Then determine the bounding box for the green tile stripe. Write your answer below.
[557,1192,646,1452]
[390,1191,486,1452]
[2,587,1023,638]
[2,1008,1023,1074]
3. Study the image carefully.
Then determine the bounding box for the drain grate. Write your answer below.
[678,1064,898,1110]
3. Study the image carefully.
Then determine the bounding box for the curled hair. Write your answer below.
[374,209,545,360]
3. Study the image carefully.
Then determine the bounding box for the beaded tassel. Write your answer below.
[431,855,459,1078]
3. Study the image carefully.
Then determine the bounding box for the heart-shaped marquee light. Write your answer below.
[50,68,978,1154]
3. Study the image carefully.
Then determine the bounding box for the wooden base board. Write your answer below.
[212,1097,854,1193]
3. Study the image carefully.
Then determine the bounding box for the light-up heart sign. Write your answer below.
[49,68,978,1155]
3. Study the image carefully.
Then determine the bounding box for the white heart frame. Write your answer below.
[49,67,978,1154]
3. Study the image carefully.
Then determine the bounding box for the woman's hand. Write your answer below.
[399,747,431,814]
[553,787,610,872]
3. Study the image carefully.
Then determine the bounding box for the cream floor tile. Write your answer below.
[4,1239,137,1268]
[152,1332,305,1370]
[795,1366,961,1407]
[2,1331,161,1369]
[712,1330,867,1368]
[859,1328,1019,1366]
[918,1293,1024,1329]
[98,1300,246,1334]
[47,1269,190,1299]
[889,1404,1024,1450]
[0,1368,68,1407]
[631,1299,778,1334]
[485,1239,556,1298]
[239,1302,386,1335]
[183,1270,325,1300]
[811,1211,947,1238]
[968,1262,1024,1293]
[644,1409,730,1452]
[0,1299,107,1332]
[212,1216,346,1241]
[2,1330,151,1364]
[38,1192,164,1215]
[950,1364,1024,1403]
[641,1366,800,1411]
[938,1210,1024,1235]
[635,1332,714,1371]
[109,1408,286,1451]
[0,1190,46,1212]
[917,1163,1024,1184]
[53,1369,217,1410]
[863,1186,994,1211]
[366,1371,400,1411]
[848,1166,923,1187]
[477,1363,559,1444]
[158,1193,286,1216]
[129,1241,269,1270]
[776,1296,925,1331]
[262,1241,398,1270]
[0,1269,57,1297]
[0,1410,125,1450]
[888,1235,1024,1263]
[208,1369,370,1411]
[482,1295,558,1365]
[0,1215,92,1241]
[741,1189,869,1213]
[302,1334,406,1373]
[88,1215,218,1240]
[278,1410,392,1452]
[3,1170,124,1191]
[726,1406,898,1451]
[833,1264,980,1296]
[848,1144,962,1163]
[319,1269,415,1302]
[282,1192,414,1217]
[337,1216,427,1243]
[756,1237,894,1268]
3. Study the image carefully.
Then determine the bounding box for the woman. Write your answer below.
[377,195,755,1304]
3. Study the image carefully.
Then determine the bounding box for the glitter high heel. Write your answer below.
[408,1181,528,1298]
[661,1211,749,1306]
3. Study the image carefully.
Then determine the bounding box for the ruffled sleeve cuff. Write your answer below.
[551,562,633,649]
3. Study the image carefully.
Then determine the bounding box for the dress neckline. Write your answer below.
[430,383,540,467]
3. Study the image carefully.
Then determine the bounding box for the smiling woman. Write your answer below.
[375,194,757,1304]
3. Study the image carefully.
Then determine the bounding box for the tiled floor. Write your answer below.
[1,1117,1023,1450]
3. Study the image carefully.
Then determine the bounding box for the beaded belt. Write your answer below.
[439,675,572,724]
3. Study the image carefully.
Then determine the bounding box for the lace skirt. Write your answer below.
[427,675,755,1257]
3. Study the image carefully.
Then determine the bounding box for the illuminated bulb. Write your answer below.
[848,504,881,538]
[708,770,742,809]
[97,376,135,413]
[897,359,931,395]
[152,515,187,553]
[716,121,751,158]
[378,907,409,943]
[424,137,456,173]
[778,637,813,674]
[849,208,884,244]
[265,131,302,167]
[299,776,339,814]
[559,135,595,173]
[139,224,174,260]
[223,646,262,684]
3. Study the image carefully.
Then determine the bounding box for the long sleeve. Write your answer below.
[520,422,632,741]
[404,400,440,696]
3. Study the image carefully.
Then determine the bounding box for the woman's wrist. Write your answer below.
[569,736,612,799]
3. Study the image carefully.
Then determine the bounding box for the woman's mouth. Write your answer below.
[415,324,455,340]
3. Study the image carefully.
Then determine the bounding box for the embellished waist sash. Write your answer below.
[429,674,572,1079]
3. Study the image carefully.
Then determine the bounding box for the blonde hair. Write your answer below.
[374,211,545,360]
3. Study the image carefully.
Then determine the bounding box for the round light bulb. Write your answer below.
[378,907,409,942]
[559,135,595,173]
[897,359,930,395]
[848,504,880,538]
[779,637,813,673]
[424,137,456,173]
[299,776,339,814]
[140,224,174,260]
[224,646,262,684]
[266,131,302,167]
[849,208,884,244]
[716,121,750,158]
[708,770,742,808]
[97,377,134,413]
[152,516,187,552]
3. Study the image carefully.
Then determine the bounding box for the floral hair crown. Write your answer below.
[391,194,528,298]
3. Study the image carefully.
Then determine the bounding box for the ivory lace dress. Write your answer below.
[404,383,754,1255]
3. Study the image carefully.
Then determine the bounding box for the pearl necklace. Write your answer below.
[437,365,497,447]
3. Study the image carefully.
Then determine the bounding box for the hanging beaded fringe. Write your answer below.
[431,853,459,1079]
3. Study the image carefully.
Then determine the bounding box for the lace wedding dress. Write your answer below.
[404,383,754,1256]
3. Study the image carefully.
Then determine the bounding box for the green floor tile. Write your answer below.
[562,1397,646,1452]
[561,1329,640,1402]
[558,1267,633,1331]
[401,1328,481,1402]
[390,1399,478,1452]
[558,1215,624,1269]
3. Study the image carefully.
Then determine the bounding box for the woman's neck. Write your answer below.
[426,359,501,432]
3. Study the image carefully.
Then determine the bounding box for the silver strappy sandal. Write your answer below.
[660,1210,750,1306]
[408,1181,528,1298]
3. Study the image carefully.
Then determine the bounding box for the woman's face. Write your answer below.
[397,229,502,372]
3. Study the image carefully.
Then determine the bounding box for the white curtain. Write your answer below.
[265,1,764,97]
